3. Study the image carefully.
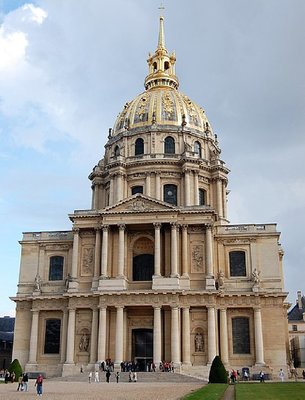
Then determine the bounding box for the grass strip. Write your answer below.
[182,383,228,400]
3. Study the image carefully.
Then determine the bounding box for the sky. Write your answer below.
[0,0,304,317]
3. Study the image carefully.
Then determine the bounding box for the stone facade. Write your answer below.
[11,16,289,379]
[288,291,305,368]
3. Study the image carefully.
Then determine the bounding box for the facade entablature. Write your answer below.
[216,224,278,235]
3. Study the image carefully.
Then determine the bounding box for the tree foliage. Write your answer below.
[208,355,227,383]
[8,359,23,381]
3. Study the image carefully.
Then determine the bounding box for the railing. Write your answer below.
[217,224,277,234]
[22,231,73,240]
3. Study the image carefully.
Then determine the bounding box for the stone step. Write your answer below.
[52,371,203,383]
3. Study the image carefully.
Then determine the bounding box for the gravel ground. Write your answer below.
[0,380,203,400]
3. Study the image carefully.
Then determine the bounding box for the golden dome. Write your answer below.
[112,15,213,138]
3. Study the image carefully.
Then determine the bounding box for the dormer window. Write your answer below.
[194,141,201,157]
[135,138,144,156]
[164,136,175,154]
[132,186,143,195]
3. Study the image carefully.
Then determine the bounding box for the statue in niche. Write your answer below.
[79,333,89,352]
[217,271,225,289]
[195,332,204,352]
[64,273,72,290]
[251,268,261,286]
[34,274,42,292]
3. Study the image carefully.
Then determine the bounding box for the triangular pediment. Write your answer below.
[102,194,177,214]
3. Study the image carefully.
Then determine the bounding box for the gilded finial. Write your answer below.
[158,3,165,49]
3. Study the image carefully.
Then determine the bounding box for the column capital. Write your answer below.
[205,224,213,230]
[170,222,179,229]
[153,222,162,229]
[94,227,101,233]
[115,305,124,310]
[101,224,109,231]
[181,224,188,231]
[182,306,190,311]
[153,305,162,311]
[118,224,126,231]
[72,228,80,234]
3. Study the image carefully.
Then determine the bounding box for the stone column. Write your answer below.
[146,172,151,197]
[65,308,76,364]
[71,228,79,279]
[219,308,229,365]
[205,225,213,277]
[154,223,161,276]
[153,306,162,365]
[254,307,265,365]
[170,223,179,277]
[116,173,123,202]
[115,306,124,366]
[184,169,191,206]
[155,172,161,200]
[28,310,39,364]
[109,175,114,205]
[60,309,68,364]
[194,171,199,205]
[182,307,191,365]
[207,306,217,364]
[171,306,180,365]
[216,179,223,218]
[93,183,99,209]
[181,225,189,277]
[98,307,107,362]
[100,225,109,278]
[94,228,101,277]
[117,224,125,278]
[90,308,98,364]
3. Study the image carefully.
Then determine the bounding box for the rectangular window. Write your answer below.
[292,325,298,332]
[229,251,246,277]
[232,317,250,354]
[44,319,61,354]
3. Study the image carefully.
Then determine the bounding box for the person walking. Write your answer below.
[116,371,120,383]
[22,373,29,392]
[279,369,285,382]
[35,374,43,396]
[94,370,99,383]
[88,371,92,383]
[106,369,111,383]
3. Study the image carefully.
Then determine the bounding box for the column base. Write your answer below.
[62,363,77,377]
[205,277,215,290]
[67,281,79,292]
[98,277,127,291]
[152,276,180,290]
[255,362,266,367]
[91,277,99,290]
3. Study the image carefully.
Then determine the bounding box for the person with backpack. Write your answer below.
[35,374,43,396]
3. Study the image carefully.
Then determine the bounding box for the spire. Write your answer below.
[144,13,179,91]
[158,15,165,49]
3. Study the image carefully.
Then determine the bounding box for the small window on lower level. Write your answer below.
[292,325,298,332]
[232,317,250,354]
[44,319,61,354]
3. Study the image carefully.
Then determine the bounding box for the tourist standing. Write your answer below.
[35,374,43,396]
[279,369,285,382]
[116,371,120,383]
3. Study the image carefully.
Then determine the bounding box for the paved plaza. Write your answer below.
[0,379,203,400]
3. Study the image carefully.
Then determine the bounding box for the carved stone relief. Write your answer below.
[81,247,94,276]
[191,244,204,273]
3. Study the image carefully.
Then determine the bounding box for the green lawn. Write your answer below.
[182,383,228,400]
[236,382,305,400]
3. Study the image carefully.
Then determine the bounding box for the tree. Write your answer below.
[208,356,227,383]
[8,359,23,381]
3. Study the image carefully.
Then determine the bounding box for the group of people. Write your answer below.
[16,372,29,391]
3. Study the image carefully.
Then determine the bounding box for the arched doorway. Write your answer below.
[132,328,153,371]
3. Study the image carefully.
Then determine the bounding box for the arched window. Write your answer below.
[164,61,170,71]
[229,251,246,277]
[49,256,64,281]
[153,62,157,72]
[135,138,144,156]
[164,136,175,154]
[164,184,177,205]
[132,186,143,195]
[199,189,206,205]
[194,141,201,157]
[232,317,250,354]
[114,145,120,156]
[44,319,61,354]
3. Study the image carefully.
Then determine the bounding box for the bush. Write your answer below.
[208,356,227,383]
[8,359,23,381]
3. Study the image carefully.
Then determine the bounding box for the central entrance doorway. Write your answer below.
[132,328,153,371]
